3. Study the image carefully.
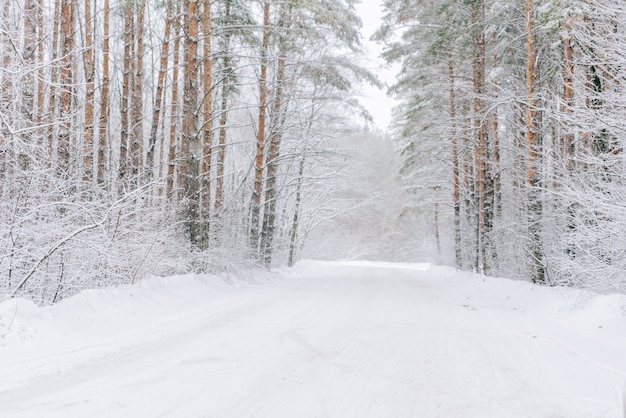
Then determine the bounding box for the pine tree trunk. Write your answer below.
[448,50,462,268]
[36,0,45,130]
[259,2,291,265]
[470,0,488,274]
[130,0,146,187]
[259,53,286,265]
[460,100,475,271]
[97,0,110,185]
[562,17,577,260]
[82,0,95,183]
[434,200,442,259]
[58,0,74,175]
[525,0,545,284]
[249,0,271,255]
[491,102,501,220]
[182,0,202,246]
[146,7,172,183]
[0,0,12,181]
[47,0,61,164]
[21,0,37,169]
[200,0,213,248]
[167,14,182,200]
[23,0,36,121]
[563,22,575,163]
[214,0,232,215]
[119,2,134,188]
[488,33,500,266]
[215,86,228,213]
[288,156,305,267]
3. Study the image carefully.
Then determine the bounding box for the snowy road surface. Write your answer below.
[1,260,625,417]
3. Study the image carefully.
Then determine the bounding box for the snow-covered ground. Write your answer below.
[1,260,625,417]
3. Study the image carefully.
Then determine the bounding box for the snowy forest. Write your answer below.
[0,0,386,304]
[2,0,626,305]
[377,0,626,292]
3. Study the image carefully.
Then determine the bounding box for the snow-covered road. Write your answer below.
[1,261,625,417]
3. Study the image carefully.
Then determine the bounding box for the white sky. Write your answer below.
[354,1,399,132]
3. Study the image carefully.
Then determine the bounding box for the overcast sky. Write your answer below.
[354,1,399,132]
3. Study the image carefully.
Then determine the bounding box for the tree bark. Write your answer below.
[0,0,13,180]
[167,13,182,200]
[130,0,146,187]
[182,0,202,246]
[487,32,500,266]
[470,0,488,273]
[200,0,213,248]
[249,0,271,255]
[36,0,45,130]
[146,5,172,182]
[563,19,575,163]
[119,1,134,188]
[46,0,61,163]
[82,0,95,183]
[58,0,74,175]
[97,0,110,185]
[214,0,232,215]
[23,0,37,122]
[288,156,305,267]
[97,0,110,184]
[448,50,462,268]
[259,2,291,265]
[21,0,37,169]
[525,0,545,284]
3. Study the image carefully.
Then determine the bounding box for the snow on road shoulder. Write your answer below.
[444,268,626,415]
[0,269,278,348]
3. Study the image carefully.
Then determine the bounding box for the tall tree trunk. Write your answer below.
[287,96,317,267]
[119,1,134,189]
[167,14,182,200]
[215,86,229,214]
[562,17,577,260]
[130,0,146,188]
[182,0,202,245]
[200,0,213,248]
[470,0,488,273]
[23,0,36,120]
[21,0,37,169]
[460,100,475,270]
[58,0,74,175]
[97,0,110,185]
[36,0,45,130]
[525,0,545,284]
[259,55,286,265]
[47,0,61,163]
[288,156,305,267]
[434,200,442,259]
[563,19,575,164]
[448,50,462,268]
[487,32,500,266]
[1,0,13,181]
[259,2,290,265]
[249,0,271,255]
[146,7,172,182]
[82,0,95,183]
[214,0,232,216]
[491,102,501,220]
